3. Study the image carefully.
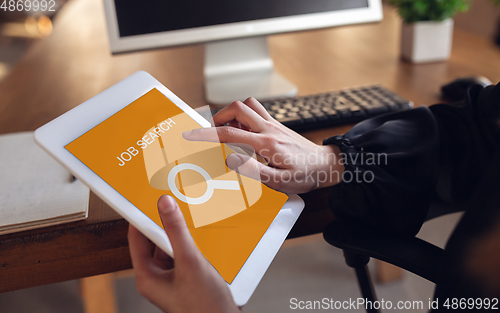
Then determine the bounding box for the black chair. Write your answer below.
[322,157,500,313]
[322,200,465,313]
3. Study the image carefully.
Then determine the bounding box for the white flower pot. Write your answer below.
[401,18,454,63]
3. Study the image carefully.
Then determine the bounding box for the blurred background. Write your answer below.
[0,0,64,82]
[0,0,499,84]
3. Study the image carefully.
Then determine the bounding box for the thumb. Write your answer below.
[226,153,264,182]
[226,153,284,191]
[157,195,199,264]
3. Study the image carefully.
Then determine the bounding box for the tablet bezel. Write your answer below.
[34,71,304,305]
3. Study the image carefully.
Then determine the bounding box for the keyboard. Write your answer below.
[212,85,413,131]
[263,85,413,131]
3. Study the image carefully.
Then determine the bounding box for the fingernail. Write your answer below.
[158,195,177,214]
[182,130,192,138]
[226,153,243,169]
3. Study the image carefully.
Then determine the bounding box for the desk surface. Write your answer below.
[1,0,499,293]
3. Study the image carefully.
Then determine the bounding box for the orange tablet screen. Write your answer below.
[66,88,288,283]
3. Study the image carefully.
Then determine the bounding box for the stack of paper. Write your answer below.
[0,132,88,235]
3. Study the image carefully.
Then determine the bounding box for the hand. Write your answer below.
[183,98,344,194]
[128,195,243,313]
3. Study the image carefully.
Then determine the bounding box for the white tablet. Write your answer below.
[34,71,304,305]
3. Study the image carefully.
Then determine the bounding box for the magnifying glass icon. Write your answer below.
[168,163,240,205]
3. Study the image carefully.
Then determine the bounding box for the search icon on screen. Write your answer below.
[168,163,240,205]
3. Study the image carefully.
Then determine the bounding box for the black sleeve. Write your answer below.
[323,106,440,237]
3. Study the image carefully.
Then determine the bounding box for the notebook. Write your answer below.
[0,132,89,235]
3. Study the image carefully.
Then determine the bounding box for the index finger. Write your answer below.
[183,126,267,152]
[212,100,267,132]
[128,224,154,273]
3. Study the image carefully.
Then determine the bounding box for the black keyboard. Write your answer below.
[211,85,413,131]
[261,85,413,131]
[212,85,413,131]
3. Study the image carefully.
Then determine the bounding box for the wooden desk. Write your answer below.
[1,0,499,293]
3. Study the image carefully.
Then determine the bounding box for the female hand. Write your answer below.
[183,97,344,194]
[128,195,243,313]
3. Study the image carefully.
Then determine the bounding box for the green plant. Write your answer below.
[389,0,471,23]
[390,0,500,23]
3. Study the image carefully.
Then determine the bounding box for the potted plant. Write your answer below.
[390,0,471,63]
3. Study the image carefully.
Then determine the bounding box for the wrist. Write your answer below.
[314,144,344,189]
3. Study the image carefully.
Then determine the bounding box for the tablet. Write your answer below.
[34,71,304,305]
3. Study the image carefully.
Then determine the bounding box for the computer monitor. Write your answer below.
[103,0,383,104]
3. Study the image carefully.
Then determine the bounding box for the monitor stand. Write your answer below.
[204,36,298,105]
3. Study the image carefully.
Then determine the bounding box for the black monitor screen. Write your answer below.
[114,0,369,38]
